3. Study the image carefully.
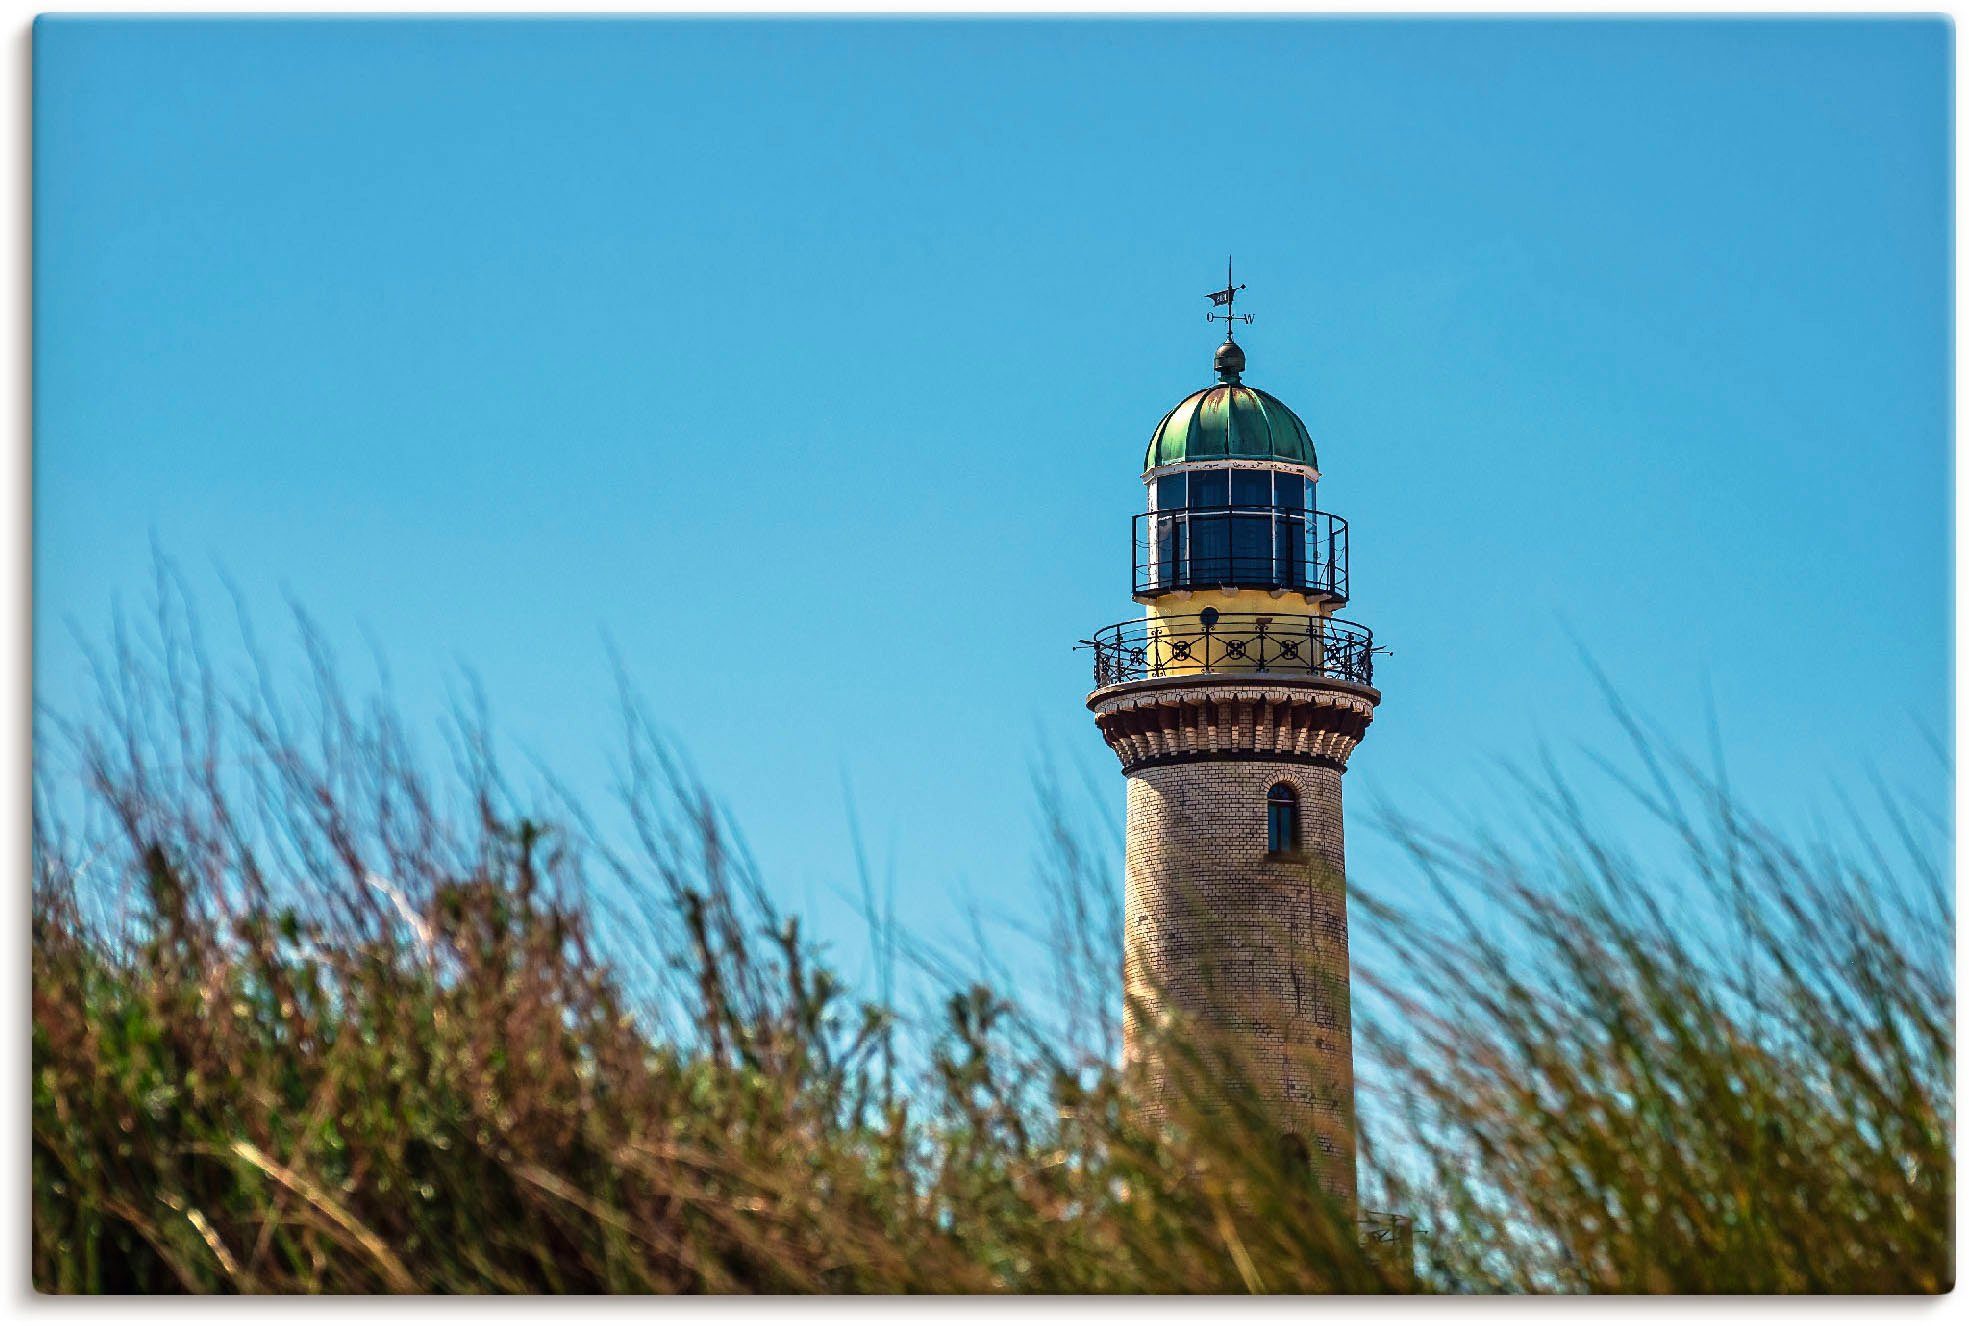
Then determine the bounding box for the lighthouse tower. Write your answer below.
[1082,271,1380,1202]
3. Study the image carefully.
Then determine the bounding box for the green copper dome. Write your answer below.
[1143,379,1317,473]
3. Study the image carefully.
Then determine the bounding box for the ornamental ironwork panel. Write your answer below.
[1081,612,1376,688]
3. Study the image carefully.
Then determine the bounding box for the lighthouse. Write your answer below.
[1082,268,1380,1203]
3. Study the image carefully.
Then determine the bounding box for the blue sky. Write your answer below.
[34,18,1951,995]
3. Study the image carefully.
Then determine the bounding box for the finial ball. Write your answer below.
[1213,339,1246,382]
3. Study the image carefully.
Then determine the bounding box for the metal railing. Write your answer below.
[1358,1210,1417,1282]
[1081,611,1376,688]
[1359,1210,1415,1246]
[1133,506,1349,602]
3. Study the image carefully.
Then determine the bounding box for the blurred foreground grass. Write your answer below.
[31,584,1952,1292]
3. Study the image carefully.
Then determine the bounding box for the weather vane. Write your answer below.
[1206,256,1252,339]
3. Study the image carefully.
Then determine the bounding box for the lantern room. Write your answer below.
[1134,339,1349,607]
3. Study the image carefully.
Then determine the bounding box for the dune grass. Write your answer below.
[31,583,1952,1292]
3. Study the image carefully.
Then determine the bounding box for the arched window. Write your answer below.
[1267,783,1300,854]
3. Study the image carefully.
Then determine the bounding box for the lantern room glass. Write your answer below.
[1145,466,1324,592]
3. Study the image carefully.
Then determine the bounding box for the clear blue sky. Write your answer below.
[34,18,1951,994]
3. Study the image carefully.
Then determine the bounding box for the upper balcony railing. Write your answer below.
[1082,611,1376,689]
[1133,506,1349,603]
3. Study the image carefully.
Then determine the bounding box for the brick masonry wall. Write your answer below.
[1122,758,1357,1203]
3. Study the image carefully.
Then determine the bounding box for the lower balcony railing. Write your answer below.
[1081,611,1376,688]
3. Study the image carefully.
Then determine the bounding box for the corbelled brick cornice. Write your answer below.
[1087,675,1380,774]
